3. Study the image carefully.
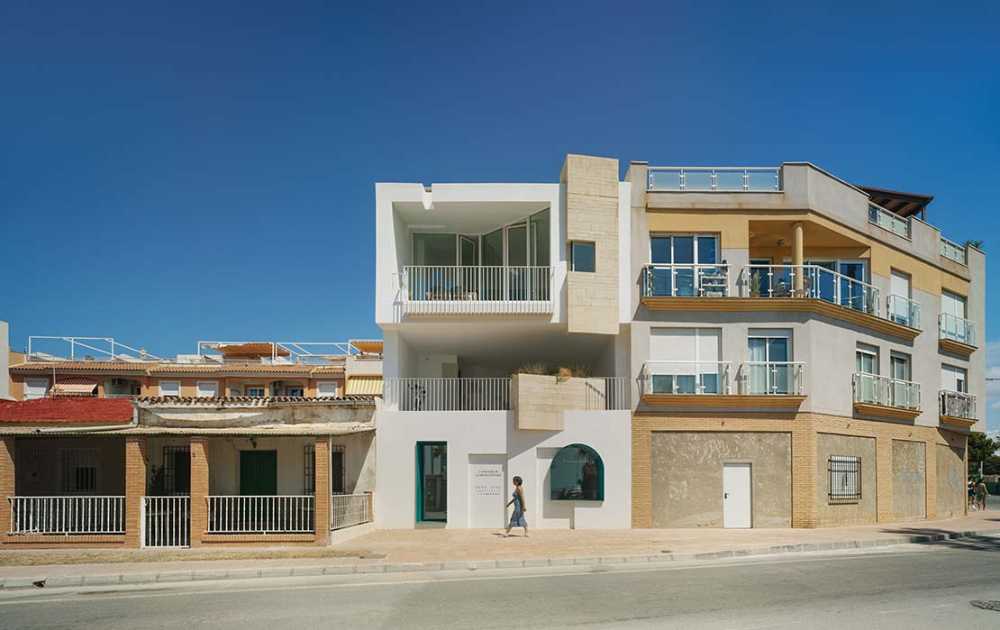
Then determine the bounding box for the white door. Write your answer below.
[723,463,752,528]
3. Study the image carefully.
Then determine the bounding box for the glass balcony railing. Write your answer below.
[886,294,921,329]
[742,265,879,316]
[853,373,921,411]
[640,361,731,395]
[939,313,976,347]
[868,204,911,239]
[940,238,967,265]
[737,362,805,396]
[647,167,781,192]
[939,390,976,420]
[641,264,729,298]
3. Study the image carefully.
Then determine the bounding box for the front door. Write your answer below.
[723,463,752,528]
[239,450,277,495]
[417,442,447,522]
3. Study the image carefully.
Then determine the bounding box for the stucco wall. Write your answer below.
[649,431,791,528]
[15,437,125,495]
[206,437,313,495]
[891,440,926,520]
[935,443,965,519]
[332,431,376,494]
[815,433,876,526]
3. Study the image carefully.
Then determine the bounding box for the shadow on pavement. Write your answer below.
[878,527,1000,552]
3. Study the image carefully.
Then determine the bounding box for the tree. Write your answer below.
[968,432,999,477]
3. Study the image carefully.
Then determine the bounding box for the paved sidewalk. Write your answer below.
[1,510,997,589]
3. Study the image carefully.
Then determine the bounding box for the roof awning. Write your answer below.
[50,383,98,396]
[346,376,383,396]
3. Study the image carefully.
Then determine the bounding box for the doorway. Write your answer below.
[417,442,447,522]
[239,450,277,495]
[723,463,752,528]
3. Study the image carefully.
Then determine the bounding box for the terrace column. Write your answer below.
[0,437,14,544]
[792,222,805,296]
[124,437,148,548]
[314,437,331,544]
[189,437,210,547]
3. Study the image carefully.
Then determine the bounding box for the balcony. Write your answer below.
[383,377,511,411]
[939,390,976,428]
[939,313,976,355]
[852,373,921,420]
[647,167,781,192]
[886,294,921,330]
[640,264,730,299]
[639,361,805,409]
[399,266,553,316]
[940,237,967,265]
[868,204,911,239]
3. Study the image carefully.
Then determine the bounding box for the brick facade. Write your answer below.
[124,437,148,547]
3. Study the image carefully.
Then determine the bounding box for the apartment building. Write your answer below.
[0,336,381,548]
[375,154,984,530]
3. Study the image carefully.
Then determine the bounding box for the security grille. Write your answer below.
[162,446,191,495]
[303,444,315,495]
[828,455,861,503]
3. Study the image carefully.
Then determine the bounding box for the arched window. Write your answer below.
[550,444,604,501]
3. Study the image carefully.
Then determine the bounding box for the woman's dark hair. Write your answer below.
[512,476,522,486]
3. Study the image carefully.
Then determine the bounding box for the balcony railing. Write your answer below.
[940,390,976,420]
[8,496,125,535]
[887,294,921,329]
[742,265,879,317]
[383,377,511,411]
[647,167,781,192]
[852,373,921,411]
[590,377,631,410]
[400,266,552,314]
[940,313,976,347]
[940,237,967,265]
[641,361,732,395]
[738,362,806,396]
[641,264,729,298]
[206,495,314,534]
[868,204,911,239]
[331,493,373,530]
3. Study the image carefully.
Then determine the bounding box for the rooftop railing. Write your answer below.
[940,238,967,265]
[741,265,879,317]
[641,264,729,298]
[868,204,911,239]
[853,373,921,411]
[647,167,781,192]
[939,390,976,420]
[939,313,976,347]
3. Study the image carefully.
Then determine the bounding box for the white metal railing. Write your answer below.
[331,493,372,530]
[206,496,314,534]
[641,361,731,395]
[939,312,976,347]
[8,496,125,535]
[27,336,160,362]
[868,204,911,239]
[143,496,190,547]
[738,362,806,396]
[940,238,967,265]
[647,167,781,192]
[940,390,976,420]
[742,265,879,317]
[383,377,510,411]
[641,264,729,298]
[887,294,921,329]
[585,377,631,410]
[852,373,921,411]
[401,266,552,306]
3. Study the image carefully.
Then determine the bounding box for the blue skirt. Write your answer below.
[509,510,527,528]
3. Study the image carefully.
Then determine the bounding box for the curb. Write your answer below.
[1,529,995,591]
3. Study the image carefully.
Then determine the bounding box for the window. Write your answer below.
[569,241,595,272]
[245,385,265,398]
[304,444,315,495]
[331,445,346,494]
[941,290,972,345]
[286,386,305,397]
[941,364,968,393]
[855,344,880,404]
[159,380,180,397]
[856,344,879,375]
[161,446,190,495]
[648,328,722,394]
[61,449,98,494]
[317,381,340,398]
[649,234,720,297]
[747,331,792,394]
[890,353,911,382]
[550,444,604,501]
[828,455,861,503]
[890,352,914,408]
[196,381,218,397]
[889,270,914,326]
[24,378,49,400]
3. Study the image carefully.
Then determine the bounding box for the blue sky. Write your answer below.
[1,1,997,426]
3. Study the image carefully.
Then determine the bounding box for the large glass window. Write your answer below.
[550,444,604,501]
[747,332,791,394]
[648,328,722,394]
[412,233,457,266]
[528,209,549,266]
[649,234,720,296]
[855,344,879,404]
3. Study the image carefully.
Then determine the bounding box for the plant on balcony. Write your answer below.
[516,363,592,380]
[749,272,762,298]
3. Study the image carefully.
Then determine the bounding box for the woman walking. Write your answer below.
[505,476,528,537]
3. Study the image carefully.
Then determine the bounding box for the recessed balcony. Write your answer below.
[852,373,921,420]
[939,390,977,428]
[939,313,976,356]
[399,265,554,316]
[639,361,805,409]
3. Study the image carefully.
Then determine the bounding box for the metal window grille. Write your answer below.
[61,449,98,494]
[828,455,861,503]
[331,446,346,494]
[162,446,191,495]
[303,444,315,495]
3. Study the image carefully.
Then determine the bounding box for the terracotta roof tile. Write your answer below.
[0,398,134,424]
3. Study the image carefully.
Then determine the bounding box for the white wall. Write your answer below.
[0,321,10,400]
[207,437,312,495]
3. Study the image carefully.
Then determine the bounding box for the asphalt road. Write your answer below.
[2,541,1000,629]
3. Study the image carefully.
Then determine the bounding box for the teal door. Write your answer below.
[416,442,447,522]
[240,451,277,495]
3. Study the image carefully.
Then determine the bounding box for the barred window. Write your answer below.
[331,445,346,494]
[61,449,98,494]
[304,444,315,495]
[162,446,191,495]
[829,455,861,503]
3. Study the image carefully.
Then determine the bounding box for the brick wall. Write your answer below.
[124,437,147,547]
[189,437,209,546]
